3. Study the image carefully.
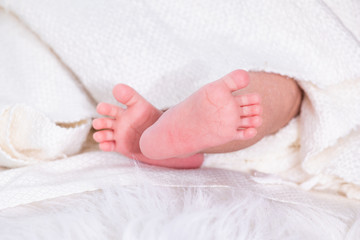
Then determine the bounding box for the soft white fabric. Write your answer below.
[0,0,360,204]
[0,9,94,167]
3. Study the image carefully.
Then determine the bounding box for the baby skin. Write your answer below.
[93,70,303,169]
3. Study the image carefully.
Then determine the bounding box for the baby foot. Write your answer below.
[140,70,262,159]
[92,84,204,169]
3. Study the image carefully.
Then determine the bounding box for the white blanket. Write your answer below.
[0,0,360,206]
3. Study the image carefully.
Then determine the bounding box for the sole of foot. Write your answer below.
[139,70,262,159]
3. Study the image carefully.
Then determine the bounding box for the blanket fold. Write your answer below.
[0,8,94,167]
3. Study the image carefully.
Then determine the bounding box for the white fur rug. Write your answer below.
[0,160,359,240]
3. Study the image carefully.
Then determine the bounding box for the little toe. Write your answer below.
[99,141,115,152]
[235,94,261,106]
[93,130,115,142]
[113,84,147,107]
[235,128,257,140]
[92,118,115,130]
[96,102,123,117]
[240,105,262,117]
[221,69,250,92]
[239,116,262,128]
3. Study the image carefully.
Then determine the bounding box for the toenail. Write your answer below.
[93,119,101,128]
[93,132,100,141]
[97,103,106,111]
[92,120,97,128]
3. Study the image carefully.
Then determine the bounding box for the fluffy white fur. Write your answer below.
[0,153,359,239]
[0,181,359,240]
[0,158,360,239]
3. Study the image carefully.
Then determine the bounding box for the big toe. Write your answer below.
[221,69,249,92]
[96,102,122,117]
[113,84,147,108]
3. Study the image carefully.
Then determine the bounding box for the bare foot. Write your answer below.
[92,84,204,169]
[139,70,262,159]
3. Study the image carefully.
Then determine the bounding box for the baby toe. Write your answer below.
[93,130,115,142]
[235,94,261,106]
[240,105,262,117]
[222,70,250,92]
[96,102,123,117]
[235,128,257,140]
[92,118,115,130]
[99,141,115,151]
[113,84,142,107]
[239,116,262,128]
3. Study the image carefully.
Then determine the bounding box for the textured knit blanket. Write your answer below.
[0,0,360,207]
